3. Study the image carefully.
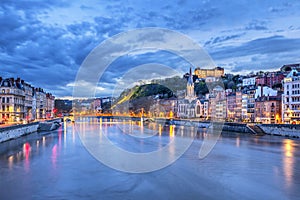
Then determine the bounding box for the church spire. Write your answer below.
[187,67,193,85]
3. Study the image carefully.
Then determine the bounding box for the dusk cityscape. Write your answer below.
[1,1,300,200]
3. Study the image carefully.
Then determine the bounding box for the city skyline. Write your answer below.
[1,0,300,98]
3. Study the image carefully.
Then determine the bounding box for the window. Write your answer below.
[2,89,5,94]
[6,97,9,103]
[2,97,4,103]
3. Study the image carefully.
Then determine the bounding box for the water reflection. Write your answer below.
[23,142,31,172]
[1,119,300,199]
[236,137,240,148]
[8,155,13,170]
[282,139,295,188]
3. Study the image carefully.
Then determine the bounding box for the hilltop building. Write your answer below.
[194,67,224,79]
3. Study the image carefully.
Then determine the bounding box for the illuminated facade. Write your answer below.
[282,69,300,124]
[0,78,25,122]
[194,67,224,79]
[0,77,54,123]
[46,93,55,118]
[255,96,281,124]
[209,86,226,120]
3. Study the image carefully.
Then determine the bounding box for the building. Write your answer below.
[282,68,300,124]
[255,95,281,124]
[23,81,35,121]
[177,68,199,118]
[0,78,25,123]
[281,63,300,74]
[202,100,209,119]
[0,76,54,123]
[235,91,242,121]
[255,86,278,98]
[194,67,224,79]
[46,93,55,118]
[241,93,248,120]
[209,85,226,120]
[226,92,236,121]
[241,86,256,122]
[35,88,46,119]
[152,98,177,118]
[256,71,284,89]
[242,77,256,87]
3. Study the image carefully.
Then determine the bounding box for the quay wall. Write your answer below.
[0,118,62,143]
[0,122,39,143]
[258,124,300,138]
[170,119,252,134]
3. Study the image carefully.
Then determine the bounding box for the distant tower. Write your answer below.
[185,67,196,102]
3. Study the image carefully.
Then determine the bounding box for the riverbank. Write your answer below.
[0,118,62,143]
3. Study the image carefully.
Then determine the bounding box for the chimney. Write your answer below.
[10,78,14,86]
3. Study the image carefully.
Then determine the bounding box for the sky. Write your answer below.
[1,0,300,98]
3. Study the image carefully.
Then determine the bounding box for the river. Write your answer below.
[0,119,299,199]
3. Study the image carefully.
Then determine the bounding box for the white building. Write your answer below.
[241,93,248,120]
[255,86,277,98]
[282,68,300,124]
[209,85,226,120]
[0,78,25,123]
[242,77,256,87]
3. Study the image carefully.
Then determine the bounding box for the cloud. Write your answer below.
[245,20,268,31]
[1,0,300,98]
[210,35,300,60]
[205,33,245,46]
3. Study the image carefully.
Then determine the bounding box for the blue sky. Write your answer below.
[1,0,300,98]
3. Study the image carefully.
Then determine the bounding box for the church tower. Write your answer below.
[185,67,196,102]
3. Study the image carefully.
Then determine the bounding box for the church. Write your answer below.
[177,68,202,118]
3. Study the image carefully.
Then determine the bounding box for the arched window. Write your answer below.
[197,105,201,114]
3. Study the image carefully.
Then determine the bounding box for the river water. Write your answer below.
[0,119,300,199]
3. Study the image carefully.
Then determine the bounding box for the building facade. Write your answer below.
[0,78,25,123]
[46,93,55,118]
[255,96,281,124]
[256,71,284,88]
[194,67,224,79]
[282,69,300,124]
[177,68,199,118]
[0,77,54,123]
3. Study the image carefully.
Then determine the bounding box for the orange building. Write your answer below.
[255,96,281,124]
[194,67,224,78]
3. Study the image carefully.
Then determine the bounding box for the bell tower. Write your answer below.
[185,67,196,102]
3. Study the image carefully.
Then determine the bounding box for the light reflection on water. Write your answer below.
[283,139,295,189]
[0,119,300,199]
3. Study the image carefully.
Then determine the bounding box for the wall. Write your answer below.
[258,124,300,137]
[0,122,39,143]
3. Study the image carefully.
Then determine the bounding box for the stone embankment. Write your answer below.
[162,119,253,134]
[0,118,62,143]
[258,124,300,138]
